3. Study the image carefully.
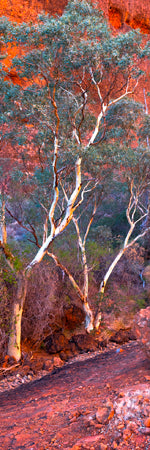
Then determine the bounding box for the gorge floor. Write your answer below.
[0,341,150,449]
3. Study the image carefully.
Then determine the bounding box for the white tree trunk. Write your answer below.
[8,302,23,361]
[0,197,7,244]
[72,217,94,332]
[8,274,27,361]
[27,157,81,270]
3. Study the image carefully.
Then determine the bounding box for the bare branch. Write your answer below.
[60,86,79,108]
[143,88,150,149]
[83,196,97,246]
[72,86,87,145]
[47,251,84,302]
[26,157,82,270]
[125,226,150,249]
[5,207,40,248]
[98,182,150,301]
[87,73,141,148]
[49,135,59,236]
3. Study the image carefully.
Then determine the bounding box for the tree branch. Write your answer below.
[26,157,82,271]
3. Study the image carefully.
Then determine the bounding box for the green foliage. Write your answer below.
[0,1,150,322]
[136,297,146,309]
[2,269,16,286]
[54,232,80,268]
[0,248,23,282]
[13,256,23,271]
[0,0,149,172]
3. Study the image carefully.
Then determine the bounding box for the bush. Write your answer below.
[21,262,60,345]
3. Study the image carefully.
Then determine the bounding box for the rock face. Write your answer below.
[107,0,150,33]
[1,0,149,110]
[143,265,150,296]
[0,0,68,22]
[134,307,150,358]
[1,0,150,33]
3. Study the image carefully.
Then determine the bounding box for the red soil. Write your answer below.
[0,341,149,449]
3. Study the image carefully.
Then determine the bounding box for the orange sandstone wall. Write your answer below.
[0,0,150,33]
[0,0,68,22]
[0,1,149,170]
[108,0,150,33]
[0,0,149,107]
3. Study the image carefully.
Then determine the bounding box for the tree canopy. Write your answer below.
[0,0,150,359]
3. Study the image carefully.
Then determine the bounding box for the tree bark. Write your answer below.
[0,197,7,245]
[8,273,27,362]
[72,216,94,332]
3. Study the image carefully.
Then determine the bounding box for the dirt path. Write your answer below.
[0,341,149,449]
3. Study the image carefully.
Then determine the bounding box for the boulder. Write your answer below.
[72,334,98,352]
[44,331,70,354]
[63,304,85,330]
[143,265,150,296]
[134,307,150,358]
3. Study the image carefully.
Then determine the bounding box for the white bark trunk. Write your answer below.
[72,217,94,332]
[27,157,81,270]
[0,198,7,244]
[8,302,23,361]
[8,274,27,362]
[99,222,135,295]
[99,248,126,294]
[87,71,139,149]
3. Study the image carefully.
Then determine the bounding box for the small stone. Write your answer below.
[134,306,150,358]
[143,407,150,416]
[70,445,81,450]
[144,417,150,428]
[27,374,33,380]
[95,422,103,429]
[96,406,110,424]
[123,428,132,440]
[20,365,31,375]
[70,410,81,423]
[100,444,107,450]
[127,421,138,433]
[119,392,124,397]
[84,413,96,425]
[144,427,150,435]
[42,359,53,371]
[53,356,64,368]
[117,421,124,429]
[138,395,143,402]
[145,375,150,381]
[108,408,114,420]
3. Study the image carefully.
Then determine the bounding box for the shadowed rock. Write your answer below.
[134,306,150,358]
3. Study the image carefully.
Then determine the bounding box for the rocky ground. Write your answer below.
[0,340,150,450]
[0,307,149,449]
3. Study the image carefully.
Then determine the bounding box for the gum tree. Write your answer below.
[0,0,150,359]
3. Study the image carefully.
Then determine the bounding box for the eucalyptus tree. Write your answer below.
[0,0,150,360]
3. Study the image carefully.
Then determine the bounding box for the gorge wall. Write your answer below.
[1,0,149,108]
[0,1,149,179]
[0,0,150,33]
[108,0,150,33]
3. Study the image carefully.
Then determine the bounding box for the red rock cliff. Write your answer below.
[0,0,149,107]
[0,0,150,33]
[0,1,149,172]
[108,0,150,33]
